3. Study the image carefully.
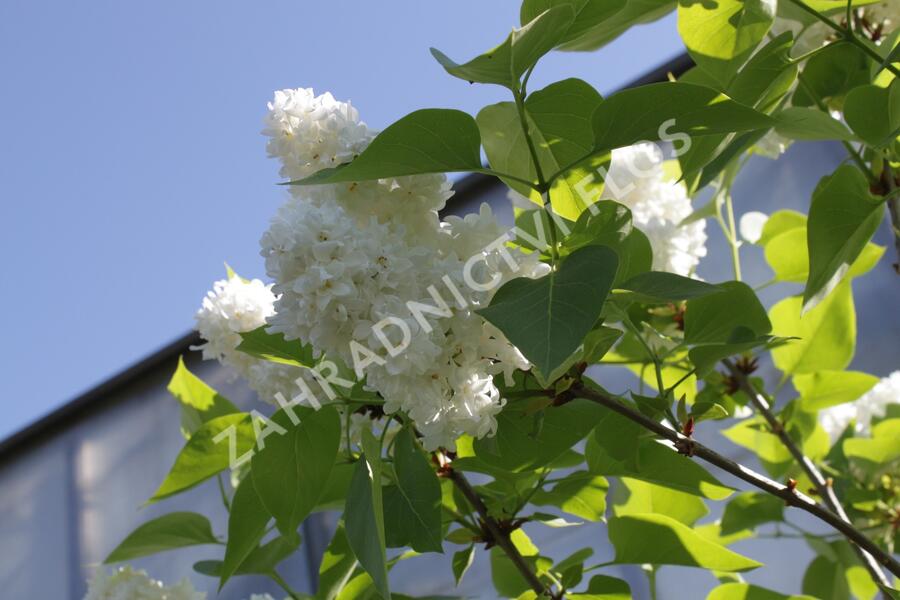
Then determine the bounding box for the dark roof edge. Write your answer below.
[0,331,202,460]
[0,52,693,463]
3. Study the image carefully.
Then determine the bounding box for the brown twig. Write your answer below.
[722,360,894,590]
[572,383,900,580]
[446,467,553,598]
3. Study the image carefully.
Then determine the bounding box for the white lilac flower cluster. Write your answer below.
[83,566,282,600]
[819,371,900,442]
[259,88,545,449]
[84,566,205,600]
[193,274,321,407]
[602,143,708,277]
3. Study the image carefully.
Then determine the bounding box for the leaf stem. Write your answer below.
[724,192,743,281]
[474,167,543,191]
[512,84,560,264]
[216,474,231,512]
[645,565,658,600]
[572,382,900,580]
[268,570,302,600]
[884,161,900,272]
[619,314,679,427]
[720,360,894,589]
[447,468,552,597]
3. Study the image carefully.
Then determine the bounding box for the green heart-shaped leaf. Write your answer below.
[478,245,618,376]
[844,78,900,148]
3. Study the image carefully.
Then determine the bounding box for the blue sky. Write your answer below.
[0,1,682,439]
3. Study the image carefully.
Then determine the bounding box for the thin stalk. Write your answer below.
[791,40,839,64]
[447,468,551,597]
[667,367,698,394]
[722,360,894,590]
[512,87,547,188]
[445,507,482,535]
[620,315,679,427]
[216,474,231,512]
[474,168,543,192]
[268,570,302,600]
[572,382,900,579]
[885,161,900,271]
[515,469,551,516]
[344,407,354,461]
[784,0,900,78]
[583,561,617,573]
[724,192,742,281]
[512,84,560,264]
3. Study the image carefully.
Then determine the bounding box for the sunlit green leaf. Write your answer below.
[844,419,900,464]
[720,492,784,535]
[236,326,316,368]
[803,165,885,312]
[477,78,607,219]
[290,110,483,184]
[678,0,776,85]
[251,406,342,534]
[586,409,733,499]
[611,477,709,526]
[431,6,575,89]
[795,370,878,411]
[770,281,856,375]
[684,281,771,344]
[220,478,270,589]
[608,513,761,571]
[167,356,239,438]
[568,574,632,599]
[105,512,218,563]
[452,545,476,586]
[151,413,255,501]
[318,522,357,600]
[531,471,609,521]
[520,0,628,48]
[707,582,817,600]
[552,0,675,52]
[592,83,773,152]
[775,106,857,141]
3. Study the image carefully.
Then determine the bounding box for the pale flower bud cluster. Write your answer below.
[771,1,898,58]
[260,88,542,449]
[818,371,900,442]
[603,143,707,277]
[84,566,205,600]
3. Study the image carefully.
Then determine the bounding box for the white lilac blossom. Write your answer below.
[753,130,792,159]
[263,88,453,242]
[739,211,769,244]
[263,88,372,181]
[193,274,328,406]
[260,88,544,449]
[194,275,277,373]
[819,371,900,442]
[84,566,205,600]
[602,143,708,277]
